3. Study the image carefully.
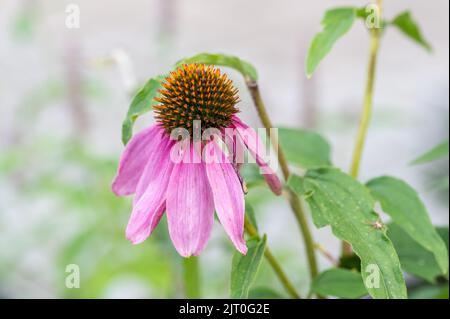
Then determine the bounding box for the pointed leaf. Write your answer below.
[176,53,258,81]
[388,223,448,282]
[411,140,449,165]
[390,11,432,51]
[367,176,448,274]
[288,168,407,299]
[230,235,266,299]
[306,7,357,77]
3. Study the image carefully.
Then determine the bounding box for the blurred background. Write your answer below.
[0,0,448,298]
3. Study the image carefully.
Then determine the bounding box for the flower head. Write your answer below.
[112,64,282,257]
[154,64,239,134]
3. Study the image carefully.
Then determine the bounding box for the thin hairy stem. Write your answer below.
[245,79,319,281]
[343,0,383,256]
[244,216,301,299]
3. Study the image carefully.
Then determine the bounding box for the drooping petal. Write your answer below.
[126,201,166,245]
[166,144,215,257]
[258,167,283,195]
[205,141,247,255]
[134,136,174,204]
[126,138,175,244]
[112,124,165,196]
[231,116,283,195]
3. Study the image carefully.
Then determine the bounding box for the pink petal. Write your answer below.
[112,124,165,196]
[222,127,244,169]
[231,116,283,196]
[126,139,174,244]
[166,144,215,257]
[205,142,247,255]
[134,136,174,204]
[126,202,166,245]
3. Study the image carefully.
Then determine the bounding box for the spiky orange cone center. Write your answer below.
[154,64,240,136]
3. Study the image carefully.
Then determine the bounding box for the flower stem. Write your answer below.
[182,256,201,298]
[245,79,319,281]
[343,0,383,256]
[244,216,301,299]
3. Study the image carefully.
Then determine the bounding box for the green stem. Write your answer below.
[245,79,319,281]
[343,0,383,257]
[182,257,201,298]
[244,216,301,299]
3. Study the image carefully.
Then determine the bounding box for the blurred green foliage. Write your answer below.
[0,138,176,298]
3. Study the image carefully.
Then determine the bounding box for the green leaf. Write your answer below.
[437,227,449,251]
[367,176,448,275]
[278,127,332,168]
[388,224,448,282]
[390,11,432,52]
[339,253,362,272]
[230,235,267,299]
[288,168,407,299]
[248,287,284,299]
[411,140,449,165]
[306,7,357,77]
[176,53,258,81]
[408,284,449,299]
[121,77,164,145]
[312,268,367,299]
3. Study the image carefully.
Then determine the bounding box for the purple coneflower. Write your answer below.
[112,64,282,257]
